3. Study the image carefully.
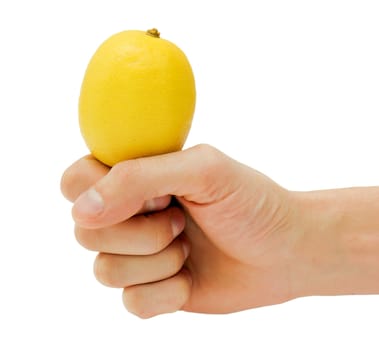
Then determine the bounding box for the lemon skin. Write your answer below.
[79,29,196,167]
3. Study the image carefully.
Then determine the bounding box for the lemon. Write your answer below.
[79,28,196,166]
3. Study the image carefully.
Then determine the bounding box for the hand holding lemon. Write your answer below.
[66,29,299,317]
[61,28,379,319]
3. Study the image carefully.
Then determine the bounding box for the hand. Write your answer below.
[61,144,302,318]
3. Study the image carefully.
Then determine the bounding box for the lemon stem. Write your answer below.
[146,28,160,38]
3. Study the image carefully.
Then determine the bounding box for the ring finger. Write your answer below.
[94,237,190,288]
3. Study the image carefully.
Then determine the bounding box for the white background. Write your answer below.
[1,0,378,348]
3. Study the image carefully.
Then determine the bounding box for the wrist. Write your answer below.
[290,187,379,298]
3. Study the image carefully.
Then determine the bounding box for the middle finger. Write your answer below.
[75,206,185,255]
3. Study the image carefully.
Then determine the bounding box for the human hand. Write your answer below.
[61,144,303,318]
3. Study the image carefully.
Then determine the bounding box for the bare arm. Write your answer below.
[293,187,379,298]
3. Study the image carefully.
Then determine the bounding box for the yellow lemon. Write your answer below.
[79,28,196,166]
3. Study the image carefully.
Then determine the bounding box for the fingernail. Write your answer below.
[74,188,104,217]
[171,210,184,238]
[145,198,159,212]
[182,241,190,259]
[144,196,170,212]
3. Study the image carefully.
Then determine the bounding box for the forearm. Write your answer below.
[292,187,379,298]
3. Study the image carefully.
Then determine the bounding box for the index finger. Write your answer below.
[61,155,109,202]
[61,155,171,213]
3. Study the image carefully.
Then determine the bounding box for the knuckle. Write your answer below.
[193,143,214,153]
[94,253,117,287]
[111,159,143,182]
[191,144,228,193]
[194,143,225,173]
[60,165,79,201]
[122,288,152,319]
[194,143,221,160]
[61,155,98,202]
[122,273,191,318]
[74,226,97,251]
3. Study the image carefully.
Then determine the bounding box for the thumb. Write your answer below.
[72,144,241,228]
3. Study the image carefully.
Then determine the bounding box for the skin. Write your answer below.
[60,144,379,319]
